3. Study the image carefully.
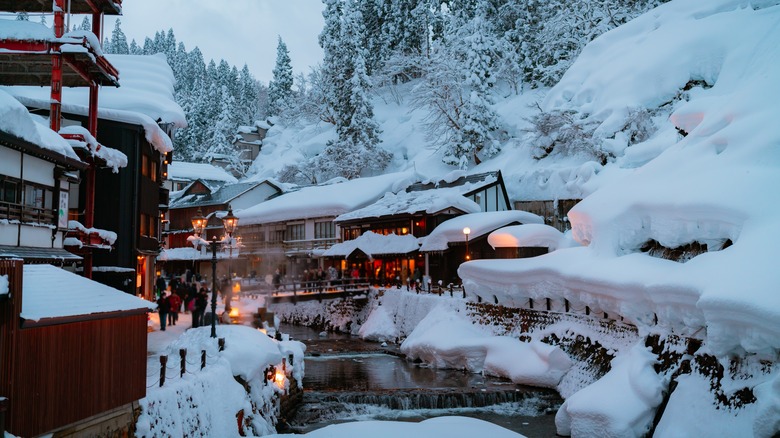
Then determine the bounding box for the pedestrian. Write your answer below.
[157,292,170,331]
[155,275,167,296]
[167,291,181,326]
[272,269,281,293]
[193,286,208,328]
[185,283,197,313]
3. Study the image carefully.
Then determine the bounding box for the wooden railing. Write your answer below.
[0,201,55,225]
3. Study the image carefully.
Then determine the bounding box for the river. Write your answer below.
[278,324,563,437]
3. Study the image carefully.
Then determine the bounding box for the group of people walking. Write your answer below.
[155,275,213,331]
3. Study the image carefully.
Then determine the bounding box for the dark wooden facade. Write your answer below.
[0,260,148,437]
[70,116,170,298]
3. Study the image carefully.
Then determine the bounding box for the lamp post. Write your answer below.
[192,207,239,338]
[463,227,471,261]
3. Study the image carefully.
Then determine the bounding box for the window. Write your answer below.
[141,155,149,178]
[315,221,335,239]
[343,228,360,241]
[286,223,304,241]
[140,213,158,238]
[141,155,158,182]
[1,179,18,204]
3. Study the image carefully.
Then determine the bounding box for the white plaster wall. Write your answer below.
[0,223,18,245]
[0,147,21,178]
[22,155,55,187]
[19,225,52,247]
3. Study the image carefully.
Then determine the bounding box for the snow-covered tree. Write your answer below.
[109,19,129,54]
[268,37,294,116]
[79,16,91,31]
[315,0,390,180]
[15,12,29,21]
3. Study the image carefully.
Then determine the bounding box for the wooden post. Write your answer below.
[565,299,570,312]
[201,350,206,370]
[180,349,187,377]
[159,355,167,387]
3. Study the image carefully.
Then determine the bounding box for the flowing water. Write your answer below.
[279,324,563,437]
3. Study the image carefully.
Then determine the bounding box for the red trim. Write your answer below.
[54,0,65,38]
[0,40,50,52]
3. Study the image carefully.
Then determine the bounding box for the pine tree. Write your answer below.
[79,16,91,31]
[268,37,294,116]
[15,12,29,21]
[109,19,129,54]
[129,39,142,55]
[316,0,390,180]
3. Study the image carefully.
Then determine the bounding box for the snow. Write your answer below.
[322,231,419,258]
[159,246,236,261]
[336,186,481,223]
[4,54,185,154]
[168,161,238,183]
[139,309,306,437]
[59,125,128,172]
[555,343,663,437]
[21,264,155,322]
[401,306,571,388]
[487,224,578,251]
[267,416,525,438]
[460,0,780,357]
[420,211,544,252]
[0,19,53,41]
[0,89,80,161]
[237,171,412,225]
[68,220,118,245]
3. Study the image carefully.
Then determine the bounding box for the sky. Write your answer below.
[102,0,325,84]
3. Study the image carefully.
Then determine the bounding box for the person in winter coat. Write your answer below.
[156,275,167,296]
[272,269,281,292]
[192,287,208,328]
[157,292,171,331]
[167,292,181,326]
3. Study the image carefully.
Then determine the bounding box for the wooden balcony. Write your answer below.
[0,201,55,226]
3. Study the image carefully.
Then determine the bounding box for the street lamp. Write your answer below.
[463,227,471,261]
[191,207,239,338]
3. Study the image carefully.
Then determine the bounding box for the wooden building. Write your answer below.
[0,101,89,269]
[418,210,545,285]
[10,54,186,300]
[236,173,401,281]
[0,260,154,437]
[332,171,514,286]
[161,179,281,281]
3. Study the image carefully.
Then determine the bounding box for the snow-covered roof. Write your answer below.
[420,211,544,252]
[0,18,53,40]
[322,231,420,258]
[169,181,272,209]
[3,54,185,154]
[0,89,81,161]
[21,264,155,322]
[236,171,413,225]
[461,0,780,356]
[336,186,481,223]
[335,171,505,223]
[487,224,576,251]
[158,247,236,261]
[59,125,127,172]
[168,162,237,183]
